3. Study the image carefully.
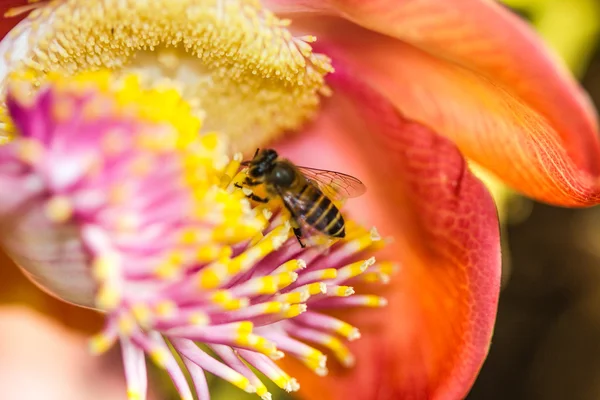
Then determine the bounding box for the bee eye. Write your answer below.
[272,165,294,186]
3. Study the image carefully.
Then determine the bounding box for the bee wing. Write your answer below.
[295,166,366,202]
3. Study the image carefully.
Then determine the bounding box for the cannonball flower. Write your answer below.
[0,1,598,400]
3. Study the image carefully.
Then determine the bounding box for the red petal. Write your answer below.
[0,0,29,38]
[276,65,500,399]
[270,0,600,205]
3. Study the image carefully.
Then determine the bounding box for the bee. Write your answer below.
[236,148,366,248]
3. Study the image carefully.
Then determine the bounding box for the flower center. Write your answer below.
[0,69,395,400]
[1,0,333,150]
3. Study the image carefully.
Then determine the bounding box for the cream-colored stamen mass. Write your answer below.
[0,0,333,150]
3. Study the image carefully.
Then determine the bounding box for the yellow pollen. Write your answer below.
[127,390,142,400]
[284,304,307,318]
[95,284,121,310]
[131,303,153,327]
[307,282,327,295]
[88,333,116,355]
[2,0,333,151]
[16,138,44,164]
[319,269,338,280]
[117,314,136,336]
[188,312,210,326]
[149,348,170,368]
[155,300,177,317]
[44,195,73,223]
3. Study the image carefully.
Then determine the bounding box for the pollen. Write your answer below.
[1,0,333,151]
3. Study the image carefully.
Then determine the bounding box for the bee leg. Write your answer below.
[293,227,306,248]
[247,194,269,203]
[243,178,261,186]
[234,183,268,202]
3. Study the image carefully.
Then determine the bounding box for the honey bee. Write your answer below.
[236,148,366,248]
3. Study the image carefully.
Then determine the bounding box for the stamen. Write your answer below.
[0,69,397,400]
[0,0,333,150]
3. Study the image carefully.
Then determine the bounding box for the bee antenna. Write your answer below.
[253,148,260,158]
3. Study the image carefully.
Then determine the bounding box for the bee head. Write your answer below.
[246,148,278,178]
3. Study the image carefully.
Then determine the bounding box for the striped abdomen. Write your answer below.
[293,183,345,238]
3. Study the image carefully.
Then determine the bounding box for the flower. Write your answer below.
[0,1,597,400]
[0,69,391,399]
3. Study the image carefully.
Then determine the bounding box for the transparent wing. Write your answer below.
[296,166,366,201]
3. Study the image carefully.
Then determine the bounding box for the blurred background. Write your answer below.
[2,1,600,399]
[470,0,600,399]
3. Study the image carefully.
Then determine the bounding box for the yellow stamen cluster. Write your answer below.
[2,0,333,150]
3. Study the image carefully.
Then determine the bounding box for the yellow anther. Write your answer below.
[89,333,116,355]
[376,261,399,275]
[231,375,255,393]
[324,337,354,367]
[303,350,327,375]
[198,268,222,289]
[236,321,254,334]
[363,295,388,307]
[276,291,306,304]
[263,302,286,314]
[276,271,298,288]
[127,390,142,400]
[117,314,136,336]
[335,322,361,341]
[149,348,169,368]
[273,375,292,390]
[195,245,231,263]
[211,290,233,305]
[188,312,209,326]
[255,383,269,398]
[223,297,249,310]
[284,304,307,318]
[221,153,243,187]
[95,284,121,311]
[44,195,73,223]
[154,260,180,280]
[274,259,305,273]
[307,282,327,295]
[16,138,43,164]
[131,303,152,326]
[155,300,176,317]
[168,251,186,264]
[91,253,119,281]
[256,276,278,294]
[319,269,337,280]
[337,258,374,281]
[329,286,355,297]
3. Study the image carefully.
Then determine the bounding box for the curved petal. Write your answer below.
[0,249,103,333]
[276,66,500,399]
[268,0,600,206]
[312,27,600,206]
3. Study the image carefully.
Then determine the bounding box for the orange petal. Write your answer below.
[0,306,142,400]
[270,0,600,205]
[276,66,500,399]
